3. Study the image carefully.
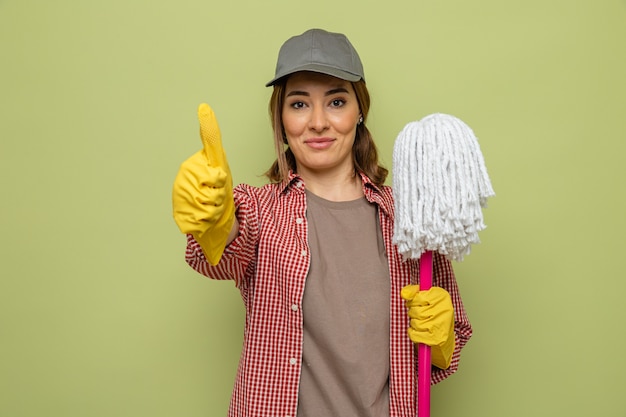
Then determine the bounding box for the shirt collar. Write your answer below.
[276,171,305,195]
[359,172,394,219]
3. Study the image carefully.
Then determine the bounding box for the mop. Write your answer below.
[392,113,494,417]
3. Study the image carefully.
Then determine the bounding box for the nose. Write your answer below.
[308,106,329,132]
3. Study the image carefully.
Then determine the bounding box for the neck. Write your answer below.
[300,169,364,202]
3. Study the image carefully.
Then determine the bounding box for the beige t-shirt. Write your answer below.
[297,191,391,417]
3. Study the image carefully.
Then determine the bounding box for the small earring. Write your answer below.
[358,116,364,125]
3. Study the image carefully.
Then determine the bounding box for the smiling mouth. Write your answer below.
[305,137,334,143]
[304,137,335,149]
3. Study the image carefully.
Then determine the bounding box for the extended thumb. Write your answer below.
[198,103,224,167]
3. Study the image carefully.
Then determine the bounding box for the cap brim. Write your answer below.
[266,64,363,87]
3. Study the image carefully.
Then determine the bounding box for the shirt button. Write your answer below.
[291,304,298,311]
[295,218,303,224]
[301,250,307,257]
[289,358,297,365]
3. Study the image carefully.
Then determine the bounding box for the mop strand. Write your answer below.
[392,113,495,262]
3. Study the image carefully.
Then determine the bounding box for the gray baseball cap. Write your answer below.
[266,28,365,87]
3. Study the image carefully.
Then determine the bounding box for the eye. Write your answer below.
[330,98,346,108]
[290,101,306,109]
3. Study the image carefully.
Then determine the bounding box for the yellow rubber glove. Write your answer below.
[401,284,455,369]
[172,103,235,265]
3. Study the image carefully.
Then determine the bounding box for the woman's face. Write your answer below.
[282,71,361,178]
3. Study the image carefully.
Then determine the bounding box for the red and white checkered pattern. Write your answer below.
[185,172,472,417]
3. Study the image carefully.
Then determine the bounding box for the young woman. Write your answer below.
[173,28,472,417]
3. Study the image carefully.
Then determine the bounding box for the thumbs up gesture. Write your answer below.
[172,104,236,265]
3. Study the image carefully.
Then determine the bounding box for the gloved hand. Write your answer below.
[401,284,455,369]
[172,103,235,265]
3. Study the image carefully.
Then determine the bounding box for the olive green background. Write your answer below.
[1,0,625,416]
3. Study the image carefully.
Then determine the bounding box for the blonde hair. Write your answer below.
[264,79,388,187]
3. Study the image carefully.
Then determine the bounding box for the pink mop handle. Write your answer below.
[417,250,433,417]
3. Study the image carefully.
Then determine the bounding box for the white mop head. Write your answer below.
[392,113,495,262]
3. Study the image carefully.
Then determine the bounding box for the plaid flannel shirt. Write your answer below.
[185,172,472,417]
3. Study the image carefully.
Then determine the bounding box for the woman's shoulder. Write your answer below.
[379,183,393,196]
[233,181,303,222]
[368,181,394,200]
[233,181,287,202]
[234,181,283,192]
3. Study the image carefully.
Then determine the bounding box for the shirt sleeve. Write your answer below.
[430,252,473,384]
[184,184,260,292]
